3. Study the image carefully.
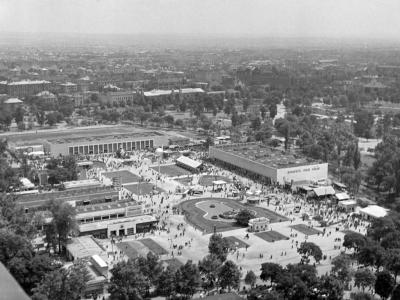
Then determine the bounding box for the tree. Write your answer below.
[251,117,261,131]
[242,98,251,111]
[36,111,45,126]
[218,260,241,291]
[357,243,388,269]
[392,285,400,300]
[375,270,395,300]
[260,106,267,119]
[208,233,229,262]
[156,266,176,297]
[32,260,91,300]
[163,115,174,126]
[260,262,283,285]
[269,104,277,119]
[108,259,149,300]
[331,254,352,285]
[174,260,201,298]
[47,200,77,254]
[245,270,257,288]
[255,123,273,143]
[198,254,222,291]
[297,242,323,264]
[46,113,58,126]
[135,251,162,286]
[344,232,367,251]
[235,209,255,226]
[314,274,344,300]
[354,268,376,292]
[204,136,214,150]
[354,110,374,139]
[14,106,25,123]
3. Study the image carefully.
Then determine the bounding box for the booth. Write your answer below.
[338,199,357,212]
[248,217,270,232]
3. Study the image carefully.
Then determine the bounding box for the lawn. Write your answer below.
[196,200,237,221]
[103,170,140,184]
[117,241,147,259]
[290,224,321,236]
[224,236,249,249]
[255,231,289,243]
[178,198,287,233]
[139,238,168,255]
[151,164,192,177]
[124,182,165,196]
[198,175,232,187]
[174,176,194,186]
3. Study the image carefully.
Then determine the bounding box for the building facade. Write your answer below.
[209,143,328,185]
[43,131,169,156]
[7,80,51,97]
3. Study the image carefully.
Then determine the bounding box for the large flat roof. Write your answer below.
[16,186,118,208]
[211,143,321,169]
[76,200,140,216]
[3,125,163,146]
[47,131,163,144]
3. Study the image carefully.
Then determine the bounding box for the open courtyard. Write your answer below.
[178,197,288,233]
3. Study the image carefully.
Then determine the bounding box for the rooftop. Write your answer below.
[66,236,106,260]
[4,98,23,104]
[144,88,204,97]
[212,143,320,169]
[76,200,140,216]
[8,80,50,85]
[46,130,164,144]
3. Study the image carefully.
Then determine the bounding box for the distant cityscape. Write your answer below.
[1,2,400,300]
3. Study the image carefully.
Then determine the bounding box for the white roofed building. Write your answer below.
[176,156,203,172]
[360,205,389,220]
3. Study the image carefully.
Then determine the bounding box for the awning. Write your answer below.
[335,192,350,201]
[313,186,336,197]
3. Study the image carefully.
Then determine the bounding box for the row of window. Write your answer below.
[68,139,154,155]
[78,212,126,224]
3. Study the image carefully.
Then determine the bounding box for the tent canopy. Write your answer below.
[313,186,336,197]
[360,205,388,219]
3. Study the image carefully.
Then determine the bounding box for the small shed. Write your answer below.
[338,199,357,212]
[248,217,270,232]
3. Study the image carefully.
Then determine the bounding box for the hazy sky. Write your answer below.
[1,0,400,40]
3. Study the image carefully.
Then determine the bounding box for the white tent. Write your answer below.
[176,156,202,170]
[360,205,389,219]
